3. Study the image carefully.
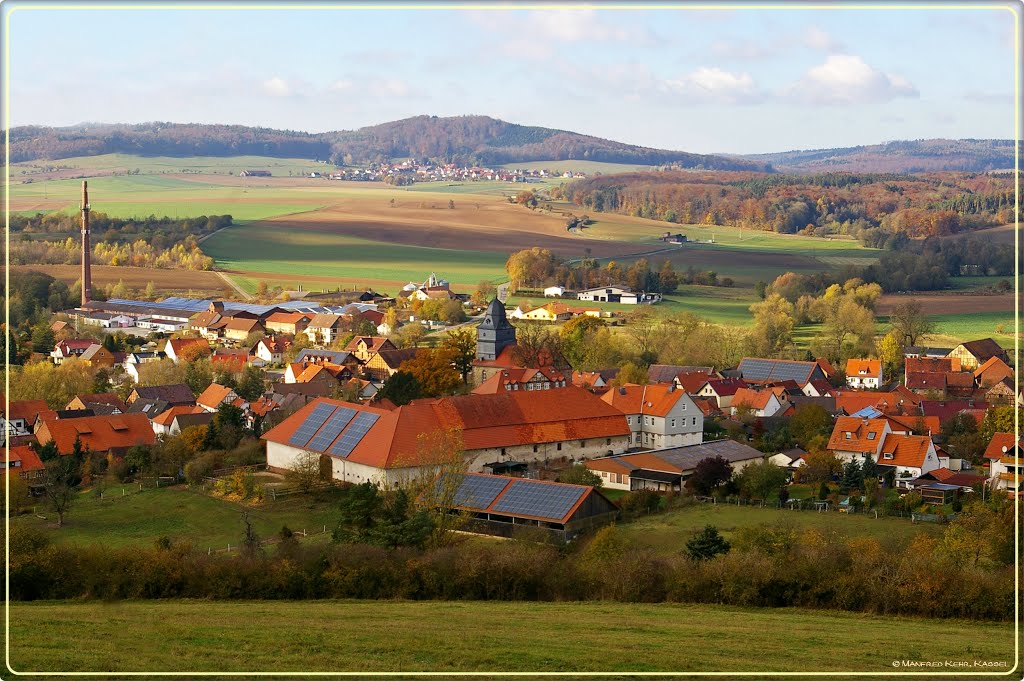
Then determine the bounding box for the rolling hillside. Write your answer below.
[7,116,769,171]
[738,138,1020,173]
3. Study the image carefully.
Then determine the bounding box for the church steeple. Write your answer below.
[476,298,516,361]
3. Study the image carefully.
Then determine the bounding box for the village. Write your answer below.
[241,160,585,184]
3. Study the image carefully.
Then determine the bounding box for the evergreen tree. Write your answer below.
[840,459,863,493]
[861,453,878,487]
[685,525,731,561]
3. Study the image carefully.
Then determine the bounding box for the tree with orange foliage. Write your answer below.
[402,348,460,398]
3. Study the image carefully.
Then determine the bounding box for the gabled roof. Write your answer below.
[472,367,567,394]
[906,357,958,374]
[955,338,1007,361]
[906,372,947,391]
[731,387,777,411]
[600,383,694,417]
[845,359,881,378]
[222,317,263,333]
[263,388,629,470]
[196,383,237,410]
[68,393,127,413]
[920,400,988,425]
[806,379,835,396]
[80,344,114,362]
[345,336,394,354]
[738,358,820,385]
[984,432,1024,460]
[151,405,206,427]
[265,311,312,325]
[883,413,940,435]
[974,356,1014,382]
[814,357,837,378]
[296,349,352,365]
[373,348,418,369]
[7,444,44,473]
[308,313,343,329]
[165,338,208,355]
[36,412,155,454]
[130,384,196,405]
[441,473,608,524]
[588,439,764,475]
[701,378,746,397]
[2,399,50,423]
[827,416,889,454]
[879,434,933,468]
[647,364,713,384]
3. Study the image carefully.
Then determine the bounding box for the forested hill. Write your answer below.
[7,116,769,171]
[737,139,1019,174]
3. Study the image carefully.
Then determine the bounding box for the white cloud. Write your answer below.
[787,55,919,104]
[662,67,763,105]
[262,76,293,97]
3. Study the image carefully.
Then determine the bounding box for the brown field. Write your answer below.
[6,265,227,297]
[877,292,1016,316]
[263,199,651,259]
[944,223,1018,244]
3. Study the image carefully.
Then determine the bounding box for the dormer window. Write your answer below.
[883,452,893,460]
[845,432,852,440]
[867,433,876,440]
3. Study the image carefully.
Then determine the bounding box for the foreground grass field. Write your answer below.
[10,600,1014,674]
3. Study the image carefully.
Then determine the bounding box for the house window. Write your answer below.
[533,444,538,453]
[692,417,697,426]
[501,448,506,456]
[867,432,876,440]
[557,443,562,451]
[884,453,893,460]
[579,440,585,448]
[681,403,686,410]
[606,438,611,445]
[671,419,676,428]
[845,432,852,440]
[627,416,632,425]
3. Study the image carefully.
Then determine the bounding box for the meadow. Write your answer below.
[12,485,341,551]
[9,600,1014,675]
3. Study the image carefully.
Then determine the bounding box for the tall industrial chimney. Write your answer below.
[81,180,92,306]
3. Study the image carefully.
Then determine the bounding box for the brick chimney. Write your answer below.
[80,181,92,305]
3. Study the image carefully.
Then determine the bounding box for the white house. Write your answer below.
[845,359,884,390]
[544,286,565,297]
[879,434,941,485]
[125,351,166,383]
[601,383,703,450]
[730,387,786,418]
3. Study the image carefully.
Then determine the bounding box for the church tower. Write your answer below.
[476,298,516,361]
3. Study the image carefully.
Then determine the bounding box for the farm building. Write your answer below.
[239,170,271,177]
[576,286,659,305]
[262,388,630,486]
[35,413,156,457]
[435,472,618,541]
[543,286,565,297]
[947,338,1009,371]
[585,439,765,492]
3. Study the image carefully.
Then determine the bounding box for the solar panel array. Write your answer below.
[739,358,814,383]
[328,411,380,458]
[287,403,337,447]
[448,474,510,510]
[305,407,356,452]
[491,480,586,521]
[104,297,377,318]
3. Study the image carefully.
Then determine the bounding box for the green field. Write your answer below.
[618,503,943,554]
[13,153,332,177]
[498,159,659,174]
[929,312,1019,349]
[13,485,341,550]
[10,600,1014,675]
[203,221,509,290]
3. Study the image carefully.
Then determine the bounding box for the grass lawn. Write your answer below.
[618,502,942,553]
[12,485,342,550]
[9,600,1014,675]
[928,312,1019,349]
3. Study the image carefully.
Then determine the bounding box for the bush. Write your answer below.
[618,490,662,516]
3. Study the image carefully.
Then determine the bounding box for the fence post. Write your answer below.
[122,488,125,496]
[208,547,211,556]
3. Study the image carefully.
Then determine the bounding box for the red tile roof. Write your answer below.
[879,434,933,468]
[68,393,128,413]
[827,417,888,454]
[166,338,208,356]
[264,387,629,470]
[151,405,207,427]
[846,359,882,378]
[732,387,776,411]
[702,378,746,397]
[472,367,566,394]
[974,356,1014,385]
[984,432,1023,460]
[2,399,50,423]
[906,357,959,374]
[35,413,155,455]
[600,384,691,417]
[7,444,44,473]
[196,384,237,410]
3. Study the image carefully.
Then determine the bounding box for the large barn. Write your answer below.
[262,387,631,486]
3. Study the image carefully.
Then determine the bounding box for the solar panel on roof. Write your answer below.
[305,407,356,452]
[447,475,509,510]
[491,480,586,521]
[287,403,337,448]
[328,411,380,458]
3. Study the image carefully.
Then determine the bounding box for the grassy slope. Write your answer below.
[13,153,331,177]
[13,486,341,550]
[617,502,942,553]
[10,600,1014,675]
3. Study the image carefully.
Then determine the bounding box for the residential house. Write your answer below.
[879,434,941,484]
[163,338,209,364]
[802,379,836,398]
[647,364,716,386]
[196,383,242,413]
[585,439,764,492]
[345,336,397,363]
[948,338,1010,370]
[80,344,120,369]
[974,356,1014,388]
[35,413,156,457]
[221,317,265,342]
[151,406,211,436]
[571,370,616,393]
[769,447,808,470]
[124,351,166,382]
[210,349,249,374]
[987,437,1023,497]
[509,303,573,323]
[601,383,704,450]
[305,314,347,345]
[730,387,785,418]
[289,362,353,389]
[985,378,1016,405]
[65,393,126,416]
[126,398,172,421]
[262,387,631,485]
[365,348,418,382]
[127,384,196,407]
[845,359,883,389]
[827,416,891,463]
[295,348,356,367]
[2,444,45,480]
[695,378,746,411]
[1,399,48,445]
[50,339,94,364]
[252,336,292,365]
[264,311,312,336]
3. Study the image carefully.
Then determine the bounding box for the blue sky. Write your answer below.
[4,3,1020,154]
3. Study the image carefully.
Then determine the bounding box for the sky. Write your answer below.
[4,2,1020,154]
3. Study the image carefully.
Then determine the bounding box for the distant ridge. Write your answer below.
[7,116,770,172]
[736,138,1019,173]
